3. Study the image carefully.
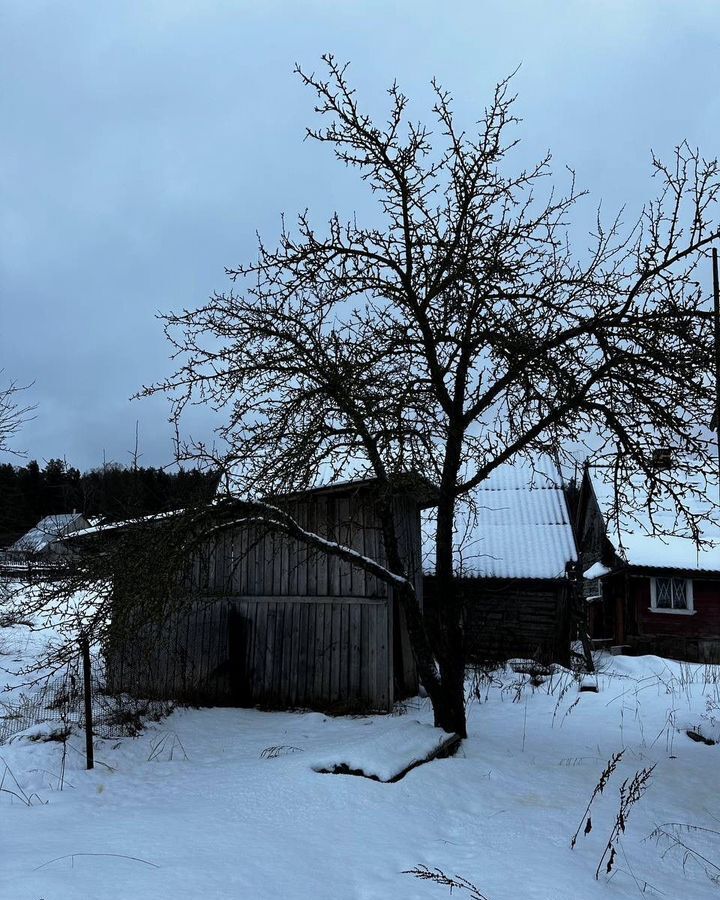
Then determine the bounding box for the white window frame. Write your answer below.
[649,576,695,615]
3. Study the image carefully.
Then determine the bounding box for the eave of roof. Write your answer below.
[263,473,439,507]
[447,574,570,585]
[624,564,720,578]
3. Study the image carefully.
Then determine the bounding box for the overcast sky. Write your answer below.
[2,0,719,472]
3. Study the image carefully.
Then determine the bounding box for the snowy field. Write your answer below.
[2,613,720,899]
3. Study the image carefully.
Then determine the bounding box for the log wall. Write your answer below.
[424,575,570,665]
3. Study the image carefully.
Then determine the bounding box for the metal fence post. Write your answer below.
[80,633,94,770]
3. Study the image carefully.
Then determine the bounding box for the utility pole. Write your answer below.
[713,248,720,504]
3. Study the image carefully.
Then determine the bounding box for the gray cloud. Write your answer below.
[2,0,718,469]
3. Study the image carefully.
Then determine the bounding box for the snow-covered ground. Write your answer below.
[2,615,720,899]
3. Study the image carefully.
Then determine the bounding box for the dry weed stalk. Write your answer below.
[0,757,46,806]
[260,745,304,760]
[570,750,624,848]
[649,822,720,885]
[147,731,189,762]
[595,764,656,879]
[404,865,491,900]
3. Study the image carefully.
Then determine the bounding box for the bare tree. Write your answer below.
[0,374,33,456]
[140,58,719,736]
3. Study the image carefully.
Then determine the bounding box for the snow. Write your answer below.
[8,514,89,553]
[67,508,183,539]
[424,462,577,579]
[3,600,720,899]
[7,721,70,743]
[310,719,453,781]
[611,529,720,571]
[583,561,612,579]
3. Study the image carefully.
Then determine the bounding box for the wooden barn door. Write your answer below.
[227,603,252,705]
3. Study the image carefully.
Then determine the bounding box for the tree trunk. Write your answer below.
[374,483,467,738]
[434,656,468,737]
[431,489,468,738]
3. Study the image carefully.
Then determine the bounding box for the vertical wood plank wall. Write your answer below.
[109,488,423,712]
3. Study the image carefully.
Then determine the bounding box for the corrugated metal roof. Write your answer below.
[423,464,577,579]
[10,514,88,553]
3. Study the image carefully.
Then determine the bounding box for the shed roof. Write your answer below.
[67,474,438,544]
[9,513,89,553]
[423,463,577,579]
[263,472,438,506]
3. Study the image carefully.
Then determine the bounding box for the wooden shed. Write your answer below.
[423,464,577,665]
[106,478,427,712]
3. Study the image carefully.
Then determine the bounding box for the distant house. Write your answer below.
[105,478,430,712]
[2,513,91,567]
[575,467,720,663]
[423,464,578,665]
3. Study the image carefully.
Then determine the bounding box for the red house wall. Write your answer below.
[628,575,720,662]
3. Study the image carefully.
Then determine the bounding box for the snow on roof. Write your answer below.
[607,512,720,572]
[584,561,612,579]
[614,531,719,571]
[67,508,184,540]
[9,514,88,553]
[423,463,577,579]
[590,475,720,573]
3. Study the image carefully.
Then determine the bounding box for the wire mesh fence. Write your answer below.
[0,669,173,746]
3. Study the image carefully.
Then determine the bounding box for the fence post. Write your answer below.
[80,633,94,770]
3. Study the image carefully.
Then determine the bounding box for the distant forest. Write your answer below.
[0,458,219,546]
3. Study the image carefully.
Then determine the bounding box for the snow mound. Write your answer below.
[310,719,458,782]
[7,722,71,744]
[584,561,612,579]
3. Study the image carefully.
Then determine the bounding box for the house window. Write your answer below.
[650,577,694,613]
